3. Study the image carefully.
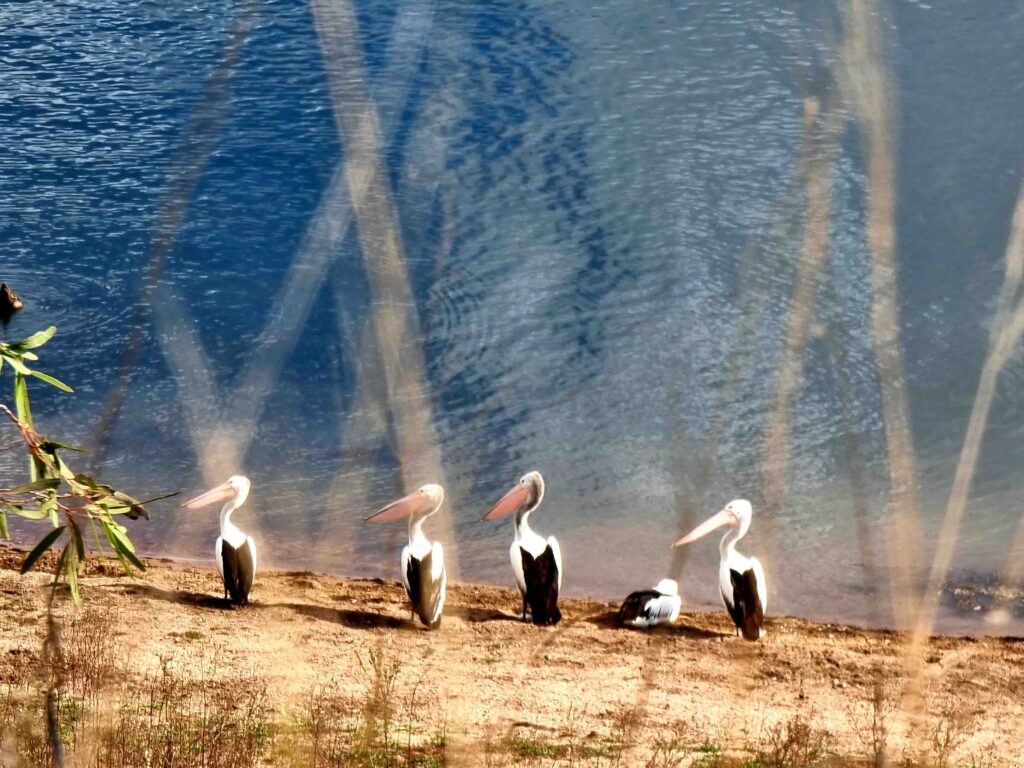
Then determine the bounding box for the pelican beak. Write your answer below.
[482,482,531,521]
[181,482,235,510]
[672,508,736,547]
[366,491,425,523]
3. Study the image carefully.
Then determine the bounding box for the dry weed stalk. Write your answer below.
[754,713,834,768]
[847,675,903,768]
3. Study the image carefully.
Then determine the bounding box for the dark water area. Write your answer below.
[2,0,1024,634]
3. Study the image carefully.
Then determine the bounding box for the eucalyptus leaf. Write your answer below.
[40,440,82,452]
[107,524,145,571]
[61,542,80,604]
[4,477,61,494]
[29,370,73,393]
[14,507,53,521]
[13,373,32,428]
[6,356,31,375]
[100,520,131,572]
[74,474,114,493]
[20,526,66,574]
[9,326,57,351]
[72,524,86,561]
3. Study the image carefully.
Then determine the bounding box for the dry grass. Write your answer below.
[0,602,1012,768]
[277,646,448,768]
[0,610,273,768]
[847,676,904,767]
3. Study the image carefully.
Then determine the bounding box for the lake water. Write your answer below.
[2,0,1024,634]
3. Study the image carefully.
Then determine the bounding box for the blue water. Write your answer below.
[2,0,1024,633]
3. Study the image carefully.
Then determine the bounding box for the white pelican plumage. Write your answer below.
[673,499,766,640]
[617,578,682,628]
[482,471,561,625]
[182,475,256,606]
[366,484,446,629]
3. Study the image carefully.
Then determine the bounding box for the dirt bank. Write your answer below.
[0,547,1021,766]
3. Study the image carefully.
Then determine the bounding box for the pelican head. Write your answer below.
[366,483,445,523]
[654,578,679,596]
[481,470,545,521]
[182,474,251,510]
[672,498,752,547]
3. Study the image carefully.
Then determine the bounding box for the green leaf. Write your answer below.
[66,554,80,603]
[72,524,86,562]
[21,351,38,361]
[100,520,124,566]
[29,370,73,393]
[0,511,8,541]
[10,326,57,352]
[58,541,80,604]
[20,526,66,574]
[4,477,61,494]
[6,356,31,375]
[134,491,180,506]
[88,516,107,559]
[53,455,76,482]
[13,373,32,428]
[73,474,115,493]
[12,507,52,521]
[40,440,82,452]
[107,524,145,572]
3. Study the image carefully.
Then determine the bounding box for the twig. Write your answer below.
[42,586,66,767]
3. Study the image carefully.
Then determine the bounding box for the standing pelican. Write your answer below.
[366,484,446,629]
[482,471,561,625]
[617,578,682,628]
[182,475,256,607]
[673,499,766,640]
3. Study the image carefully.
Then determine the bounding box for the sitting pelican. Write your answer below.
[366,484,446,629]
[482,471,561,625]
[673,499,766,640]
[617,578,682,628]
[182,475,256,606]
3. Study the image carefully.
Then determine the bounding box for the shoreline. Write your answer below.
[0,547,1022,765]
[4,535,1013,640]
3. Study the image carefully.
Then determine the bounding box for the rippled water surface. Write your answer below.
[2,1,1024,633]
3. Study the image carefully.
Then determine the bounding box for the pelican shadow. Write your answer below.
[121,583,236,610]
[277,601,409,630]
[448,605,521,623]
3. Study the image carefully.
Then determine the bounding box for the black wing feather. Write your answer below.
[727,568,764,641]
[221,540,255,606]
[406,551,442,629]
[521,546,561,625]
[617,589,662,625]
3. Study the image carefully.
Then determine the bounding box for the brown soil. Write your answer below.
[1,546,1022,766]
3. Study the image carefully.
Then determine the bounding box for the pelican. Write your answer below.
[182,475,256,607]
[617,578,682,628]
[482,471,561,625]
[366,484,446,629]
[673,499,766,640]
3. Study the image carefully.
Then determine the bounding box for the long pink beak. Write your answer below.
[482,482,531,521]
[181,482,235,510]
[672,508,736,547]
[366,491,425,523]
